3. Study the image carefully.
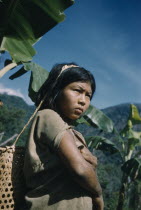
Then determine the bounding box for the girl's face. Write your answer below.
[57,81,92,121]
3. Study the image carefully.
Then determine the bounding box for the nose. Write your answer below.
[78,94,86,106]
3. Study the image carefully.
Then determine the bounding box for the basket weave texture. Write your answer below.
[0,146,26,210]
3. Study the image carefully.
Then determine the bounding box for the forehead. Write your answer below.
[66,81,92,92]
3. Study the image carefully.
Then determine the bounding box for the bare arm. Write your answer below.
[58,130,102,198]
[78,146,104,210]
[78,145,97,169]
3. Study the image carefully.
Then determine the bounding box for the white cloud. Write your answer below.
[0,83,34,105]
[0,84,24,98]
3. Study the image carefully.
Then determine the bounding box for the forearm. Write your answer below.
[71,161,102,197]
[58,131,102,198]
[72,164,104,210]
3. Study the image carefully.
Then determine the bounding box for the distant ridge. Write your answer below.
[102,103,141,130]
[0,93,141,132]
[0,93,35,110]
[1,93,140,113]
[0,94,35,142]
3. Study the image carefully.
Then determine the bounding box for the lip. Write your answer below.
[75,107,83,114]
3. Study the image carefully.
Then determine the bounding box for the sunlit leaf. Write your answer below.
[0,0,74,63]
[23,62,49,102]
[121,105,141,138]
[129,104,141,125]
[83,105,114,133]
[120,122,141,152]
[9,61,49,102]
[1,37,37,64]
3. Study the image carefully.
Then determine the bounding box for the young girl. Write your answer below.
[23,63,104,210]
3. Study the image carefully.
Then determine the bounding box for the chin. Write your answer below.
[70,115,81,120]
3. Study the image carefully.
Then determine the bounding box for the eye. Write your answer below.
[74,89,81,93]
[86,93,91,99]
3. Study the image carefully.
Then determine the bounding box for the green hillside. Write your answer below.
[0,94,35,121]
[0,94,35,146]
[103,103,141,131]
[1,93,141,146]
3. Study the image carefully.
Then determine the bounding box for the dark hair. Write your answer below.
[36,62,96,110]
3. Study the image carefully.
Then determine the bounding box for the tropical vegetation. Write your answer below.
[82,104,141,210]
[0,94,141,209]
[0,1,141,209]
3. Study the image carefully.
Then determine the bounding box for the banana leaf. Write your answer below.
[121,158,141,181]
[83,105,114,133]
[75,116,91,126]
[121,127,141,139]
[24,62,49,102]
[127,138,140,151]
[0,0,74,63]
[9,61,49,101]
[120,105,141,141]
[85,136,120,155]
[9,66,27,80]
[128,104,141,125]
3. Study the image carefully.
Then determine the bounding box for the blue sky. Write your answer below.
[0,0,141,109]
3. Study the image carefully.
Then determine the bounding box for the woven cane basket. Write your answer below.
[0,146,26,210]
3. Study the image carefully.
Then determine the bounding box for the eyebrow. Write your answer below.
[77,85,92,95]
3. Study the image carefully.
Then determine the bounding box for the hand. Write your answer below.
[92,196,104,210]
[78,145,97,169]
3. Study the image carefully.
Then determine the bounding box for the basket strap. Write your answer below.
[13,92,48,145]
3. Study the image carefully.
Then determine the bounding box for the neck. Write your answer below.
[55,108,75,125]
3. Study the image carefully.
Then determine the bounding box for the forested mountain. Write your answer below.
[0,94,35,122]
[0,94,35,145]
[1,93,141,145]
[103,103,141,131]
[76,103,141,141]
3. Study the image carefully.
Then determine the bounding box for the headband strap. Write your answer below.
[57,64,79,78]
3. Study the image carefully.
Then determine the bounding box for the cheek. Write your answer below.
[63,96,72,106]
[85,100,90,110]
[63,92,76,104]
[58,95,73,110]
